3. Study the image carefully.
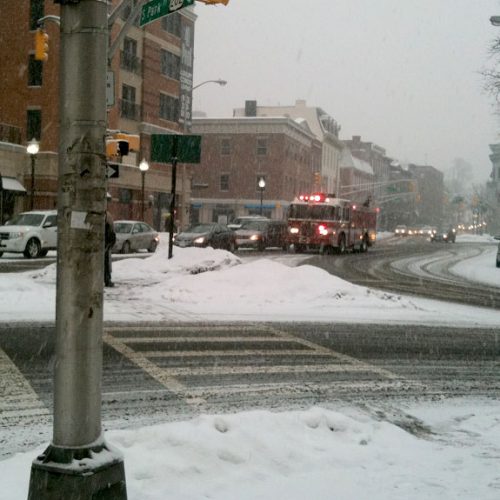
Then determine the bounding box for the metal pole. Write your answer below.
[168,136,178,259]
[260,187,263,215]
[141,170,145,220]
[30,155,35,210]
[28,0,126,497]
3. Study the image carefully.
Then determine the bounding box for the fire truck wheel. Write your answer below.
[338,235,346,254]
[295,244,305,253]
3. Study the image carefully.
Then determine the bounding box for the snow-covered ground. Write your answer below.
[1,233,499,326]
[1,233,499,499]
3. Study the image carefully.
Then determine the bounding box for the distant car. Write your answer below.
[235,219,288,251]
[430,227,456,243]
[113,221,159,254]
[0,210,57,258]
[174,223,237,252]
[227,215,269,231]
[394,225,407,236]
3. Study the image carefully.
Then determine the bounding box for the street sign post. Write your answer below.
[140,0,195,27]
[151,134,201,258]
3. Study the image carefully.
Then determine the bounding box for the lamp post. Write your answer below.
[258,177,266,215]
[139,159,149,220]
[26,138,39,210]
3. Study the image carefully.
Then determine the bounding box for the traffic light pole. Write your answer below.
[27,1,127,498]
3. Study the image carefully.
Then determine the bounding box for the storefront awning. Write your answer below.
[1,177,26,193]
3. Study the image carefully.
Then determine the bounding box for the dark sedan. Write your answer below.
[174,223,237,252]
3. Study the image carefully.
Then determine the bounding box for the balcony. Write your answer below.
[0,123,22,145]
[120,99,141,121]
[120,51,142,75]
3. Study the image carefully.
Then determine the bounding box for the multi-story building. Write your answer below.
[338,149,375,204]
[407,164,444,226]
[342,135,391,204]
[0,0,196,229]
[190,116,322,223]
[233,100,344,196]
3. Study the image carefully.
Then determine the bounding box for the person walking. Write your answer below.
[104,204,116,287]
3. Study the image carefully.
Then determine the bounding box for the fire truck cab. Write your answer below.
[287,193,377,254]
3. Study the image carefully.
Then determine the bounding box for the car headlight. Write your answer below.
[8,232,23,239]
[250,234,260,241]
[194,236,205,244]
[289,227,299,234]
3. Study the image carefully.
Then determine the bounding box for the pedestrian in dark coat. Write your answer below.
[104,209,116,287]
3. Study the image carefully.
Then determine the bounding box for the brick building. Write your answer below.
[190,117,322,223]
[0,0,196,228]
[338,149,375,204]
[407,164,444,226]
[233,100,344,196]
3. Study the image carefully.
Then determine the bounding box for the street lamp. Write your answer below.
[26,138,39,210]
[139,159,149,220]
[258,177,266,215]
[192,78,227,93]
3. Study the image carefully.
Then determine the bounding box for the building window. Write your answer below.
[161,50,180,80]
[121,37,141,74]
[27,109,41,140]
[30,0,44,31]
[161,12,181,37]
[220,138,231,155]
[119,188,133,204]
[28,55,42,86]
[121,84,138,120]
[159,93,179,122]
[220,174,229,192]
[256,138,267,156]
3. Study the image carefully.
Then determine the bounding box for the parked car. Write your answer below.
[113,221,159,254]
[394,225,407,236]
[235,219,288,251]
[0,210,57,258]
[430,227,456,243]
[174,223,237,251]
[227,215,269,231]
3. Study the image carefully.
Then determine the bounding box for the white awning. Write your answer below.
[1,177,26,193]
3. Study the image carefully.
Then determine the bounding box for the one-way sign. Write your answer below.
[106,162,120,179]
[140,0,194,27]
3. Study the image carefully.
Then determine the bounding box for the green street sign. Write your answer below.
[140,0,195,27]
[151,134,202,164]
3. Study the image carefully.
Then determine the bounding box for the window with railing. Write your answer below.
[120,84,140,120]
[161,50,180,80]
[121,37,141,74]
[161,12,181,37]
[159,93,179,123]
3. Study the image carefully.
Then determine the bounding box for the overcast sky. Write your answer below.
[192,0,500,183]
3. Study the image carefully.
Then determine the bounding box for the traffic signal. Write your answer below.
[314,171,321,185]
[34,29,49,62]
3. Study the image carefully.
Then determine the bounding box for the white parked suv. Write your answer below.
[0,210,58,258]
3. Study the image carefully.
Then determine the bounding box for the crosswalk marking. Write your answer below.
[104,324,401,406]
[103,333,206,406]
[0,347,49,419]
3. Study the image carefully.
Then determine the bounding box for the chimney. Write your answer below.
[245,100,257,117]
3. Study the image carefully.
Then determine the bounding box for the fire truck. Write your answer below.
[287,193,377,254]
